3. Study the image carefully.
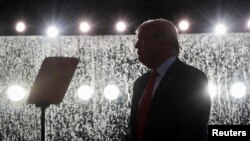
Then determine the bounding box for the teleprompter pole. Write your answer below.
[37,103,49,141]
[41,106,45,141]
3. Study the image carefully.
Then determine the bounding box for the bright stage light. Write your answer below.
[208,82,217,99]
[116,21,126,32]
[7,85,26,101]
[247,20,250,29]
[230,82,246,98]
[46,26,59,37]
[104,85,120,100]
[77,85,94,100]
[178,20,189,31]
[80,22,90,33]
[16,22,26,32]
[215,24,227,34]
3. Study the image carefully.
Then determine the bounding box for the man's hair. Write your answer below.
[136,19,180,55]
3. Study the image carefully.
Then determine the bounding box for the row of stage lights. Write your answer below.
[7,82,247,102]
[14,19,250,37]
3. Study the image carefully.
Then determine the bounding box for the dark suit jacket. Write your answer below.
[129,58,211,141]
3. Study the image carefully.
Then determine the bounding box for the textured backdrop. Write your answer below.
[0,34,250,140]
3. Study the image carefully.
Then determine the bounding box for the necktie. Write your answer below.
[136,70,157,141]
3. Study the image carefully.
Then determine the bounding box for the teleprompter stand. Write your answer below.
[27,57,79,141]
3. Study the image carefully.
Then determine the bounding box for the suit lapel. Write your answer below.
[130,71,150,139]
[133,72,150,110]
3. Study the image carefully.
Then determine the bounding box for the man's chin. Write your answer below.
[138,58,147,66]
[138,57,144,63]
[138,57,154,69]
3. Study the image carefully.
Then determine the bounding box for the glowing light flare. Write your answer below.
[247,20,250,29]
[77,85,94,100]
[178,20,189,31]
[208,82,217,99]
[16,22,26,32]
[7,85,27,101]
[230,82,246,98]
[46,26,59,37]
[103,85,120,100]
[80,22,90,33]
[215,24,227,34]
[116,21,126,32]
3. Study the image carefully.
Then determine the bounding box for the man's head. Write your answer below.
[135,19,179,69]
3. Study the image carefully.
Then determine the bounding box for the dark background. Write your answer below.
[0,0,249,35]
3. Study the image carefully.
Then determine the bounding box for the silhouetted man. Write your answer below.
[128,19,211,141]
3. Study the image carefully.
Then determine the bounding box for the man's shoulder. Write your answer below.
[186,64,205,74]
[179,61,207,79]
[134,72,150,83]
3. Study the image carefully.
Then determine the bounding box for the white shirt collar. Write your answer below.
[155,56,177,77]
